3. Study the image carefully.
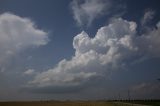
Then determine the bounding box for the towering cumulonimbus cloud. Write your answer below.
[0,13,49,69]
[29,18,160,88]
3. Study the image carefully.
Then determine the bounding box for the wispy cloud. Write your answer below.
[70,0,109,27]
[70,0,126,27]
[141,9,155,26]
[24,69,35,75]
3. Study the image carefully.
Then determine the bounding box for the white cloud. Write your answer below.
[70,0,111,26]
[24,69,35,75]
[0,13,49,67]
[141,9,155,26]
[29,18,160,88]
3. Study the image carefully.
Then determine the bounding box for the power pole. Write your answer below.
[128,90,130,101]
[118,93,121,101]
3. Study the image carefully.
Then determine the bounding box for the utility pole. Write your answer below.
[118,93,121,101]
[128,89,131,101]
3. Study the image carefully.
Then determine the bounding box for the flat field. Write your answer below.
[0,101,114,106]
[0,101,159,106]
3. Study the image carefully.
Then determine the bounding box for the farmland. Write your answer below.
[0,100,159,106]
[0,101,113,106]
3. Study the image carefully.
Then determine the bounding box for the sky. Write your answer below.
[0,0,160,101]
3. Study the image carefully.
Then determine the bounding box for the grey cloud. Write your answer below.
[157,21,160,28]
[131,82,160,99]
[25,85,85,94]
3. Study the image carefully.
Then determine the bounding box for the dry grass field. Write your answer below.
[0,101,114,106]
[0,100,159,106]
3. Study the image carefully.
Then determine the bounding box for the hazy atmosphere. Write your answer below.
[0,0,160,101]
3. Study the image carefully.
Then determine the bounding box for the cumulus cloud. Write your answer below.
[29,18,160,89]
[0,13,48,68]
[70,0,113,26]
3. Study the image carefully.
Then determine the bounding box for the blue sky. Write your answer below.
[0,0,160,101]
